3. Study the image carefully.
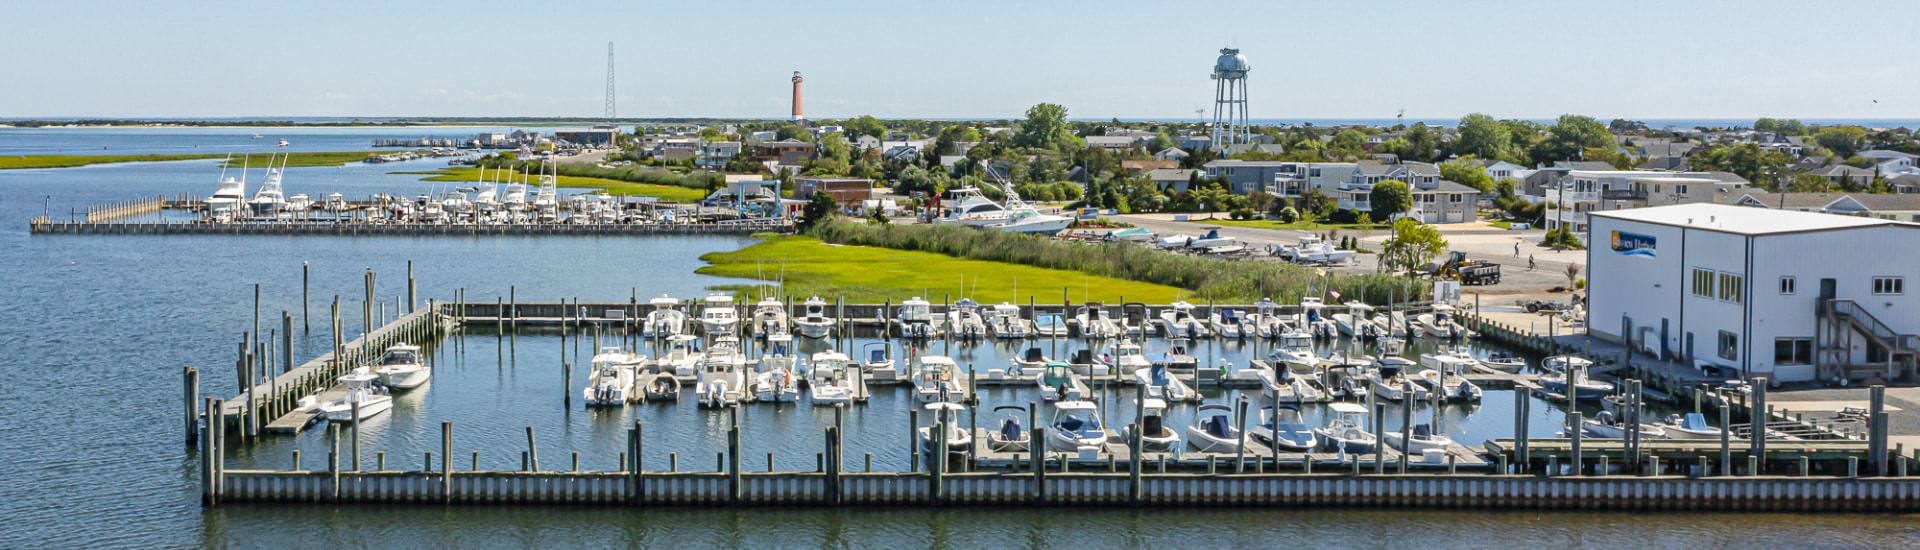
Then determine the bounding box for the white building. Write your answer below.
[1588,203,1919,384]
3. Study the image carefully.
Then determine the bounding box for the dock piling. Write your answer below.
[182,366,199,446]
[525,426,540,471]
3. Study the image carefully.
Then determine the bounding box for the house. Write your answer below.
[793,177,874,205]
[1891,174,1920,194]
[1331,161,1479,223]
[1084,135,1138,151]
[1219,143,1284,157]
[1203,160,1358,198]
[1154,147,1189,162]
[1543,170,1749,236]
[752,139,817,164]
[746,130,778,145]
[696,141,742,169]
[1202,160,1297,195]
[1120,160,1178,173]
[1810,165,1877,188]
[1482,160,1532,182]
[1722,192,1920,222]
[1148,168,1204,193]
[1587,203,1920,383]
[853,135,882,150]
[553,126,621,147]
[1859,150,1920,178]
[882,145,921,163]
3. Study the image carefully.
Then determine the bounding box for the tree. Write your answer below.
[1454,113,1514,162]
[1015,103,1076,150]
[1439,158,1495,194]
[1815,126,1868,157]
[1689,143,1790,189]
[844,115,886,140]
[1368,179,1412,220]
[798,191,838,231]
[1530,114,1613,165]
[1379,218,1447,274]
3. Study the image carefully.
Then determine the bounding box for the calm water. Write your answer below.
[3,130,1918,547]
[0,125,525,156]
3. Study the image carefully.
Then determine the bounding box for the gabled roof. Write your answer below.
[1811,164,1875,178]
[1722,192,1920,213]
[1858,150,1918,160]
[1552,160,1617,171]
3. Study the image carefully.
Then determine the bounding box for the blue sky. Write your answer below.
[4,0,1916,120]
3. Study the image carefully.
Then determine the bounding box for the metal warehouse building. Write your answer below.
[1587,203,1919,385]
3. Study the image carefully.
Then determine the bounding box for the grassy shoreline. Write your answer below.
[698,235,1187,303]
[412,167,707,202]
[1,151,387,170]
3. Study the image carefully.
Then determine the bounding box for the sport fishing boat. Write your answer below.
[1298,297,1338,339]
[793,296,835,339]
[1415,304,1466,339]
[583,346,641,406]
[1046,400,1110,452]
[1541,368,1615,401]
[698,293,740,337]
[1580,411,1668,439]
[749,296,789,339]
[1148,340,1200,373]
[987,204,1073,235]
[206,155,249,218]
[1369,355,1429,402]
[1033,312,1069,338]
[1071,303,1122,339]
[1333,302,1381,340]
[371,344,430,390]
[917,402,974,457]
[932,186,1010,226]
[1249,298,1292,338]
[319,368,393,422]
[751,338,799,403]
[694,337,747,408]
[1185,404,1243,453]
[658,334,702,379]
[1210,307,1250,339]
[1418,348,1484,402]
[1266,332,1320,371]
[1036,361,1089,401]
[1481,351,1527,372]
[947,298,989,340]
[1315,402,1376,453]
[987,302,1032,339]
[1110,338,1151,375]
[1658,412,1726,440]
[913,355,967,403]
[1261,363,1328,404]
[806,351,859,406]
[1158,301,1211,339]
[861,342,895,380]
[894,297,941,339]
[1123,398,1181,452]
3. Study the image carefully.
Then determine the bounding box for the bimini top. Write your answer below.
[1590,203,1901,236]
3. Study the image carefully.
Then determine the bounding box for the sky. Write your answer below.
[4,0,1917,121]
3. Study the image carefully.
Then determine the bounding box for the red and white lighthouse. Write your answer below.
[790,71,804,122]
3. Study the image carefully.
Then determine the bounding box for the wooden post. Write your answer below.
[1031,427,1047,505]
[1235,397,1249,473]
[525,426,540,471]
[302,261,310,333]
[728,408,742,505]
[1871,385,1888,476]
[350,399,362,470]
[183,366,199,446]
[406,260,416,313]
[1750,377,1767,475]
[909,406,921,473]
[1516,389,1530,473]
[1569,411,1583,476]
[1399,382,1414,474]
[1719,396,1733,476]
[281,311,294,375]
[441,421,453,503]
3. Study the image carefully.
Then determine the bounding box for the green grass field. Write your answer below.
[1199,218,1389,231]
[414,167,707,202]
[697,235,1188,303]
[1,151,384,170]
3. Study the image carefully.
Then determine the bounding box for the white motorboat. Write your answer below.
[806,351,859,406]
[1372,310,1410,339]
[1136,363,1196,402]
[1156,234,1193,249]
[749,296,789,339]
[752,360,799,403]
[1481,351,1527,373]
[1298,297,1339,339]
[583,346,641,406]
[894,297,941,338]
[989,204,1073,235]
[1158,301,1211,339]
[947,298,989,340]
[1383,424,1456,455]
[644,374,679,402]
[1036,361,1089,401]
[793,296,835,339]
[1209,307,1250,339]
[1266,332,1320,371]
[1321,360,1373,400]
[1071,303,1123,339]
[1294,241,1356,264]
[1416,357,1484,402]
[694,337,747,408]
[913,355,967,403]
[1111,338,1151,375]
[372,344,430,390]
[1046,400,1110,452]
[1104,226,1155,242]
[1185,404,1243,453]
[860,342,895,379]
[319,368,394,422]
[1369,355,1429,402]
[698,293,740,337]
[1148,340,1200,373]
[1416,304,1465,339]
[206,155,248,217]
[1261,363,1328,404]
[1581,411,1668,439]
[1033,312,1069,337]
[1332,302,1381,339]
[658,334,702,379]
[1249,298,1291,338]
[1541,369,1615,401]
[932,186,1010,226]
[1543,355,1594,373]
[1315,402,1377,453]
[917,402,974,456]
[1123,398,1182,452]
[1658,412,1726,440]
[987,302,1032,339]
[248,155,288,217]
[1012,347,1053,375]
[985,405,1032,452]
[1186,228,1238,252]
[1252,405,1318,452]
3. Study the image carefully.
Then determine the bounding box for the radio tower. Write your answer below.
[603,42,616,124]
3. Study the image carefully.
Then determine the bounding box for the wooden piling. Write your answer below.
[183,366,199,446]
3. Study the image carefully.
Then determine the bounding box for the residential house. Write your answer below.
[1332,161,1479,223]
[1148,169,1204,193]
[696,141,742,169]
[1722,192,1920,222]
[1859,150,1920,178]
[853,135,882,150]
[793,177,875,205]
[1084,135,1139,152]
[1120,160,1178,173]
[1544,170,1750,235]
[752,139,817,165]
[1810,165,1877,188]
[1891,174,1920,194]
[1482,160,1532,182]
[745,130,778,145]
[1154,147,1190,163]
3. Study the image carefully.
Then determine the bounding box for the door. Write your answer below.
[1660,318,1671,361]
[1685,332,1695,364]
[1819,278,1837,301]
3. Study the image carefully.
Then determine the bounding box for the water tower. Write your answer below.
[1209,48,1251,150]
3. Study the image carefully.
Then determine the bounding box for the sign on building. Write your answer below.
[1610,230,1656,257]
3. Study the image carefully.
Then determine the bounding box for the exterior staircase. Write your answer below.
[1816,299,1920,383]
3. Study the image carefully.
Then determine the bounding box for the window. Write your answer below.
[1719,272,1744,304]
[1310,168,1321,177]
[1676,184,1689,195]
[1774,338,1813,366]
[1874,277,1905,295]
[1779,276,1796,295]
[1692,268,1715,298]
[1718,331,1739,361]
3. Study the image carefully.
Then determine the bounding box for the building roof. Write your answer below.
[1553,161,1618,171]
[1592,202,1899,235]
[1812,164,1874,178]
[1858,150,1918,160]
[1147,168,1202,181]
[1413,180,1482,194]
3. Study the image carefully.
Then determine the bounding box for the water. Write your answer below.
[3,129,1917,546]
[0,125,523,156]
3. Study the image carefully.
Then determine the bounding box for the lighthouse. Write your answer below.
[791,71,805,123]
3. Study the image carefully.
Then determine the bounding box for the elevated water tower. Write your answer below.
[1209,48,1251,150]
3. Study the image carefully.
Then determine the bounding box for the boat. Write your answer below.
[1135,363,1196,402]
[1415,304,1465,339]
[1158,301,1211,339]
[1118,304,1158,337]
[1036,361,1089,401]
[1298,297,1339,339]
[1066,348,1113,378]
[1416,355,1484,402]
[1372,310,1410,339]
[894,297,941,339]
[987,302,1032,339]
[1013,347,1053,374]
[988,204,1073,235]
[1110,338,1151,375]
[319,368,394,422]
[1249,298,1292,338]
[1147,340,1200,373]
[1580,411,1668,439]
[947,298,989,340]
[1071,303,1122,339]
[206,155,249,217]
[583,346,640,406]
[912,355,967,403]
[793,296,835,339]
[1383,424,1456,455]
[645,374,679,402]
[932,186,1010,226]
[658,334,702,379]
[1541,369,1615,401]
[276,138,289,147]
[1321,359,1372,400]
[1261,362,1328,404]
[1369,341,1429,401]
[1332,302,1381,339]
[1209,307,1249,339]
[1124,398,1182,452]
[1658,412,1726,440]
[371,344,430,390]
[1252,405,1318,452]
[251,133,263,139]
[806,351,859,406]
[1033,312,1069,337]
[1156,234,1193,249]
[1294,241,1355,264]
[1046,400,1110,452]
[751,337,799,403]
[1266,332,1321,371]
[698,293,740,337]
[1185,404,1243,453]
[1186,227,1239,252]
[985,405,1032,452]
[749,296,789,339]
[1104,226,1155,242]
[247,155,288,216]
[1543,355,1594,373]
[1481,351,1527,373]
[694,337,747,408]
[917,402,975,456]
[1315,402,1377,454]
[861,342,895,378]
